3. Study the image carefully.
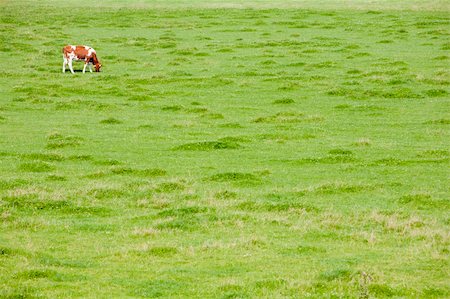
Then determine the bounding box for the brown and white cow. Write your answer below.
[62,45,101,74]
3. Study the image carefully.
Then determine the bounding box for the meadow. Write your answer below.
[0,0,449,298]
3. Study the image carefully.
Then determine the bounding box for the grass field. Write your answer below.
[1,0,449,298]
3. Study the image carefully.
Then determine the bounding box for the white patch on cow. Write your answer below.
[66,51,82,61]
[84,46,89,50]
[71,45,75,50]
[87,48,96,56]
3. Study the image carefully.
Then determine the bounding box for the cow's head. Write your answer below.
[95,63,102,72]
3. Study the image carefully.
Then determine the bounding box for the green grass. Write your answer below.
[1,0,449,297]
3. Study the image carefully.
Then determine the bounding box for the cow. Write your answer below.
[62,45,101,74]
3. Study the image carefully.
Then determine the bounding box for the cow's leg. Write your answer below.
[83,61,87,73]
[68,58,75,74]
[62,57,67,73]
[89,63,93,73]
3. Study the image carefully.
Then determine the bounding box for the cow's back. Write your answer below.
[63,45,95,59]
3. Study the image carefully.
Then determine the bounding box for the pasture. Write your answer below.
[0,0,449,297]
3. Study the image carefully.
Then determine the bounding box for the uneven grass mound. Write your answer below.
[100,117,122,124]
[110,167,167,177]
[46,133,83,149]
[272,98,295,104]
[208,172,261,185]
[253,112,323,123]
[18,161,55,172]
[173,140,240,151]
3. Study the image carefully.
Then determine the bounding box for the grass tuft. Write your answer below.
[46,133,82,149]
[272,98,295,104]
[209,172,261,185]
[46,174,66,181]
[215,190,238,200]
[14,269,57,280]
[424,119,450,125]
[26,153,64,162]
[18,161,54,172]
[142,246,178,257]
[155,182,185,192]
[319,269,353,281]
[174,140,240,151]
[253,112,312,123]
[425,89,448,97]
[100,117,122,124]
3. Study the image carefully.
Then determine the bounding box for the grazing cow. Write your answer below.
[62,45,101,74]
